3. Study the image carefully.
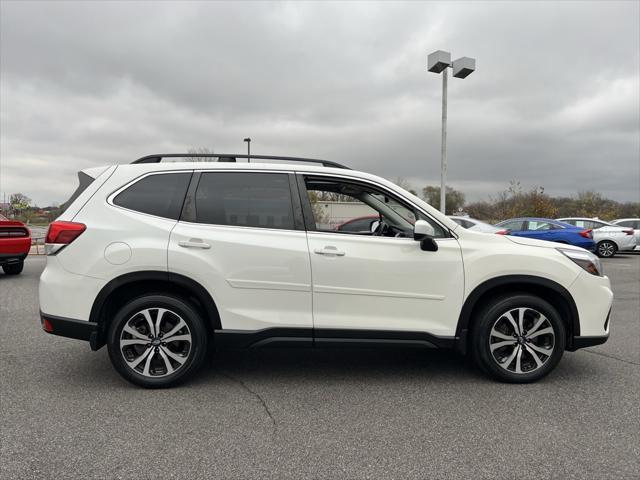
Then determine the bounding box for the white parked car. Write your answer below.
[449,216,501,233]
[610,218,640,250]
[40,154,613,387]
[557,217,637,258]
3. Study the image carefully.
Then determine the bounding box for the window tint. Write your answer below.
[462,219,474,229]
[114,173,191,219]
[588,221,606,229]
[527,221,555,231]
[617,220,637,228]
[194,172,295,230]
[500,221,524,231]
[338,217,377,232]
[304,177,446,238]
[563,219,578,226]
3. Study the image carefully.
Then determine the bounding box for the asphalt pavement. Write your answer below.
[1,255,638,479]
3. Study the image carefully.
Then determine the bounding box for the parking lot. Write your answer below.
[1,255,638,479]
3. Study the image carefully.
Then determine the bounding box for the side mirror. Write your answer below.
[420,237,438,252]
[414,220,438,252]
[370,220,380,233]
[413,220,435,240]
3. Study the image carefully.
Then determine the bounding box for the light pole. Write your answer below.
[427,51,475,214]
[243,137,251,163]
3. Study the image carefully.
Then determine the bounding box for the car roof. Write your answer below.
[86,155,462,233]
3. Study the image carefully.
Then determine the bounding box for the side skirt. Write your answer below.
[214,328,456,350]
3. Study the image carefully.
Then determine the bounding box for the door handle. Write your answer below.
[178,239,211,249]
[314,246,345,256]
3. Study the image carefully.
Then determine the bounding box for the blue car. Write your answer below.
[495,217,596,252]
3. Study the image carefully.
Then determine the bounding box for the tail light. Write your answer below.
[495,229,509,235]
[579,229,593,239]
[624,229,634,236]
[0,227,29,237]
[45,221,86,254]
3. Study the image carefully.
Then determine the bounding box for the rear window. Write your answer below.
[60,172,95,213]
[114,173,191,219]
[194,172,295,230]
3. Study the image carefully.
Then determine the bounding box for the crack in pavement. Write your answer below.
[219,371,277,429]
[583,348,640,366]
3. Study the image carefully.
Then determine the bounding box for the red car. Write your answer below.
[0,214,31,275]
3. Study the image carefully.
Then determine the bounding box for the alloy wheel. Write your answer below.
[598,241,615,258]
[489,307,555,374]
[119,308,192,377]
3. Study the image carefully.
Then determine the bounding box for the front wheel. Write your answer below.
[596,240,617,258]
[107,295,208,388]
[470,294,566,383]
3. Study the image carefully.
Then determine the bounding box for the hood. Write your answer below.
[504,235,585,252]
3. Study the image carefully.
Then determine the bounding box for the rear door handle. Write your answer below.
[178,239,211,249]
[314,246,345,256]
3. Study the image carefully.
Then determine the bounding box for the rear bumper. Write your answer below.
[40,311,98,345]
[0,252,28,267]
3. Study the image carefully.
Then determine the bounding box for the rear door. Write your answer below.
[168,170,312,333]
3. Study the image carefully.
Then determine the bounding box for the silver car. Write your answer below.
[611,218,640,251]
[558,217,637,258]
[449,216,501,233]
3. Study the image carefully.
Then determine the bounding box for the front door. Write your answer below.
[299,174,464,337]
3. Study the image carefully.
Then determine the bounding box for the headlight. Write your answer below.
[557,248,603,276]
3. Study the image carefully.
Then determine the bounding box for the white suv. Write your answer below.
[39,154,613,387]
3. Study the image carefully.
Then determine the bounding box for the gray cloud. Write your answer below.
[1,0,638,206]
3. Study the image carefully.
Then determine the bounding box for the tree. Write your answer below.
[392,177,418,196]
[421,185,465,214]
[9,193,31,215]
[187,147,215,162]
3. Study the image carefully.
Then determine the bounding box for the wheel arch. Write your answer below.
[89,271,221,350]
[455,275,580,354]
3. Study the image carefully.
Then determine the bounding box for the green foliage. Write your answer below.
[421,185,466,214]
[9,193,31,212]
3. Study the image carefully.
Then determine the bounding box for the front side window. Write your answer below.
[304,177,446,238]
[113,172,191,220]
[527,221,555,231]
[194,172,295,230]
[500,220,525,231]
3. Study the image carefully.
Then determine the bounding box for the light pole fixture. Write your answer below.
[428,50,475,214]
[243,137,251,163]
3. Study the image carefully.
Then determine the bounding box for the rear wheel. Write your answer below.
[2,261,24,275]
[596,240,616,258]
[107,294,208,388]
[471,294,566,383]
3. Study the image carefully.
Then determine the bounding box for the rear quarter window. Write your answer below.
[113,172,192,220]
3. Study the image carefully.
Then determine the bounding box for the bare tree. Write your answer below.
[186,147,215,162]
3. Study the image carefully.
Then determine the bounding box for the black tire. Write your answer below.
[470,294,566,383]
[596,240,617,258]
[107,294,209,388]
[2,261,24,275]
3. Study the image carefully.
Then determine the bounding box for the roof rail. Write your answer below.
[131,153,350,169]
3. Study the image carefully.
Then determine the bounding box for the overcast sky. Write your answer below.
[1,0,638,207]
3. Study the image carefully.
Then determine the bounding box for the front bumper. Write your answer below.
[40,311,99,347]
